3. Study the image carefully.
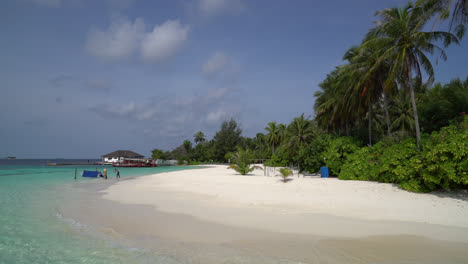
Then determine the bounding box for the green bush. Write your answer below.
[322,137,360,176]
[265,145,290,167]
[188,160,202,165]
[297,134,331,173]
[339,118,468,192]
[339,145,376,181]
[421,123,468,189]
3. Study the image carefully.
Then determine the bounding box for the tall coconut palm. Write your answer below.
[265,122,280,154]
[254,133,266,159]
[417,0,467,38]
[345,43,397,139]
[391,92,416,133]
[342,47,382,145]
[193,131,206,144]
[361,2,459,148]
[287,114,314,152]
[315,68,357,134]
[278,124,287,144]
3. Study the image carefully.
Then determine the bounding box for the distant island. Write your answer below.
[3,157,16,159]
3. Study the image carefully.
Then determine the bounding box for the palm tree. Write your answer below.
[287,114,314,152]
[315,68,357,134]
[391,92,415,133]
[345,44,397,139]
[417,0,467,38]
[254,133,267,159]
[278,124,287,144]
[226,147,258,175]
[265,122,280,154]
[361,2,459,148]
[193,131,206,144]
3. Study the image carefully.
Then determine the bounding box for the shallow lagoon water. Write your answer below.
[0,160,197,264]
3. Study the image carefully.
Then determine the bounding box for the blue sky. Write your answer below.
[1,0,467,158]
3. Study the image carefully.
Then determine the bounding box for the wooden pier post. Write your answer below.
[74,168,77,180]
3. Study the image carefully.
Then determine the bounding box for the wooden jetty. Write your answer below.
[46,162,102,166]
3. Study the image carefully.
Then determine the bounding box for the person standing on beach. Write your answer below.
[103,168,107,179]
[114,169,120,178]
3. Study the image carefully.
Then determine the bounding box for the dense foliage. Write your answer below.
[340,118,468,192]
[322,137,360,176]
[419,77,468,133]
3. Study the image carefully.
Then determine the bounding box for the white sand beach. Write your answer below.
[59,165,468,263]
[100,165,468,241]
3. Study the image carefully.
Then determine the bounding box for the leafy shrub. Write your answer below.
[421,123,468,189]
[339,146,376,181]
[322,137,360,176]
[265,145,290,167]
[339,118,468,192]
[279,168,293,183]
[297,134,331,173]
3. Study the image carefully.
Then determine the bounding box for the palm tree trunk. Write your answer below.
[346,119,350,136]
[383,93,391,136]
[409,80,421,149]
[272,144,275,155]
[368,103,372,146]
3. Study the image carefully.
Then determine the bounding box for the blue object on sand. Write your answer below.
[320,167,329,178]
[82,170,100,177]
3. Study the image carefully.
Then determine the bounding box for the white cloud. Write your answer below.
[202,51,229,77]
[207,109,226,123]
[85,18,189,63]
[85,17,145,61]
[198,0,244,18]
[30,0,61,7]
[140,20,189,62]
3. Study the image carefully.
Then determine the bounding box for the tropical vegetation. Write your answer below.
[151,0,467,192]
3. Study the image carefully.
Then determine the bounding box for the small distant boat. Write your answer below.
[4,157,16,160]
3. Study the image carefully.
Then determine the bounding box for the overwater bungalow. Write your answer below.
[101,150,145,165]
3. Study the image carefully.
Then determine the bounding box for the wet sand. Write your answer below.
[59,167,468,263]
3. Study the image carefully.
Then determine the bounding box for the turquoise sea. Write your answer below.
[0,159,195,264]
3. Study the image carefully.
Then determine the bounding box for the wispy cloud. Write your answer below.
[28,0,62,7]
[89,88,241,141]
[49,74,113,92]
[202,51,229,77]
[197,0,245,18]
[104,0,136,10]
